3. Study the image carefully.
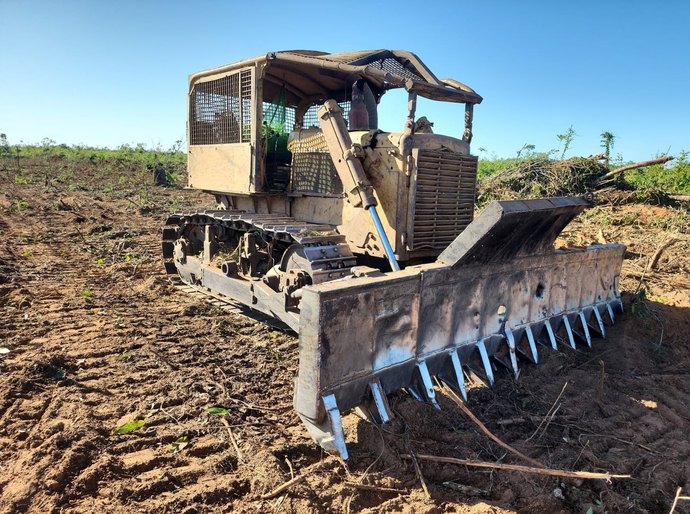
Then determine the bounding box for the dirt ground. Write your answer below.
[1,161,689,514]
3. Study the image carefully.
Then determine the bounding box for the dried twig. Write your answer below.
[343,482,407,495]
[538,403,561,440]
[285,457,294,480]
[442,481,487,496]
[261,468,316,500]
[409,450,431,500]
[441,385,545,468]
[220,416,244,463]
[401,454,630,481]
[669,486,683,514]
[496,416,533,426]
[577,433,659,455]
[645,238,678,274]
[526,382,568,442]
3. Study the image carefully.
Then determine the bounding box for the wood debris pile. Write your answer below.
[478,157,609,201]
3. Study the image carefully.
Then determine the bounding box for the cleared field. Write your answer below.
[1,158,689,513]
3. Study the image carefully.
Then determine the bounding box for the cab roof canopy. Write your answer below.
[190,49,483,108]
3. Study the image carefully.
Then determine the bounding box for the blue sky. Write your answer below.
[1,0,688,161]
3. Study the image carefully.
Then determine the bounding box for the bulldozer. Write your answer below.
[163,50,625,459]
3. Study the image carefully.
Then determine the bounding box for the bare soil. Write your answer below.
[1,163,689,513]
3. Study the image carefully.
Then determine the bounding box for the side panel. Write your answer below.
[187,65,259,195]
[294,245,625,422]
[187,143,252,193]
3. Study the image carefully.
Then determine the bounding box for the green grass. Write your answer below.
[625,151,690,194]
[0,138,186,192]
[1,137,185,168]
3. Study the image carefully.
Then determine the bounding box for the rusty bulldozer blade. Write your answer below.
[294,197,624,458]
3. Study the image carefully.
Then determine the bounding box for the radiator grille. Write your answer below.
[189,70,252,145]
[411,150,477,251]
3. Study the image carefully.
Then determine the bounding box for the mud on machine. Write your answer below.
[163,50,625,459]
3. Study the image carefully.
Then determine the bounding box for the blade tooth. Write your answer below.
[416,360,440,410]
[562,315,577,349]
[322,394,348,460]
[615,299,624,313]
[525,325,539,364]
[606,303,616,325]
[593,305,606,338]
[477,339,495,386]
[449,349,468,401]
[544,319,558,350]
[578,311,593,348]
[369,379,392,424]
[406,386,424,402]
[503,328,521,379]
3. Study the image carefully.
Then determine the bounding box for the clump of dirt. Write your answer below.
[0,162,689,513]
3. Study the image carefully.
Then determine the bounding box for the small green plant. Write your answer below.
[557,126,577,159]
[13,175,32,185]
[12,199,31,212]
[171,435,190,453]
[115,351,133,361]
[112,419,145,435]
[0,133,10,156]
[207,406,230,416]
[626,151,690,194]
[600,131,615,166]
[631,282,649,319]
[81,288,94,298]
[515,143,536,161]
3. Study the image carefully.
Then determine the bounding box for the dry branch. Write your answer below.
[261,471,313,500]
[344,482,408,494]
[409,451,431,500]
[220,416,244,463]
[645,238,678,274]
[400,454,630,481]
[526,382,568,442]
[670,486,683,514]
[441,385,545,468]
[260,460,328,500]
[597,156,674,183]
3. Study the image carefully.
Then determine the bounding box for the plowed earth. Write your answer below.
[1,162,689,513]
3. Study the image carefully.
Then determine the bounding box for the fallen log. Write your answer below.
[597,156,674,183]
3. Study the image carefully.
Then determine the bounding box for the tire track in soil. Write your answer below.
[0,186,306,513]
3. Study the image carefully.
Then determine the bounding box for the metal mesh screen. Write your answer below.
[374,58,423,81]
[262,102,296,132]
[290,153,343,195]
[190,70,252,145]
[302,101,350,129]
[287,130,343,195]
[240,70,252,142]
